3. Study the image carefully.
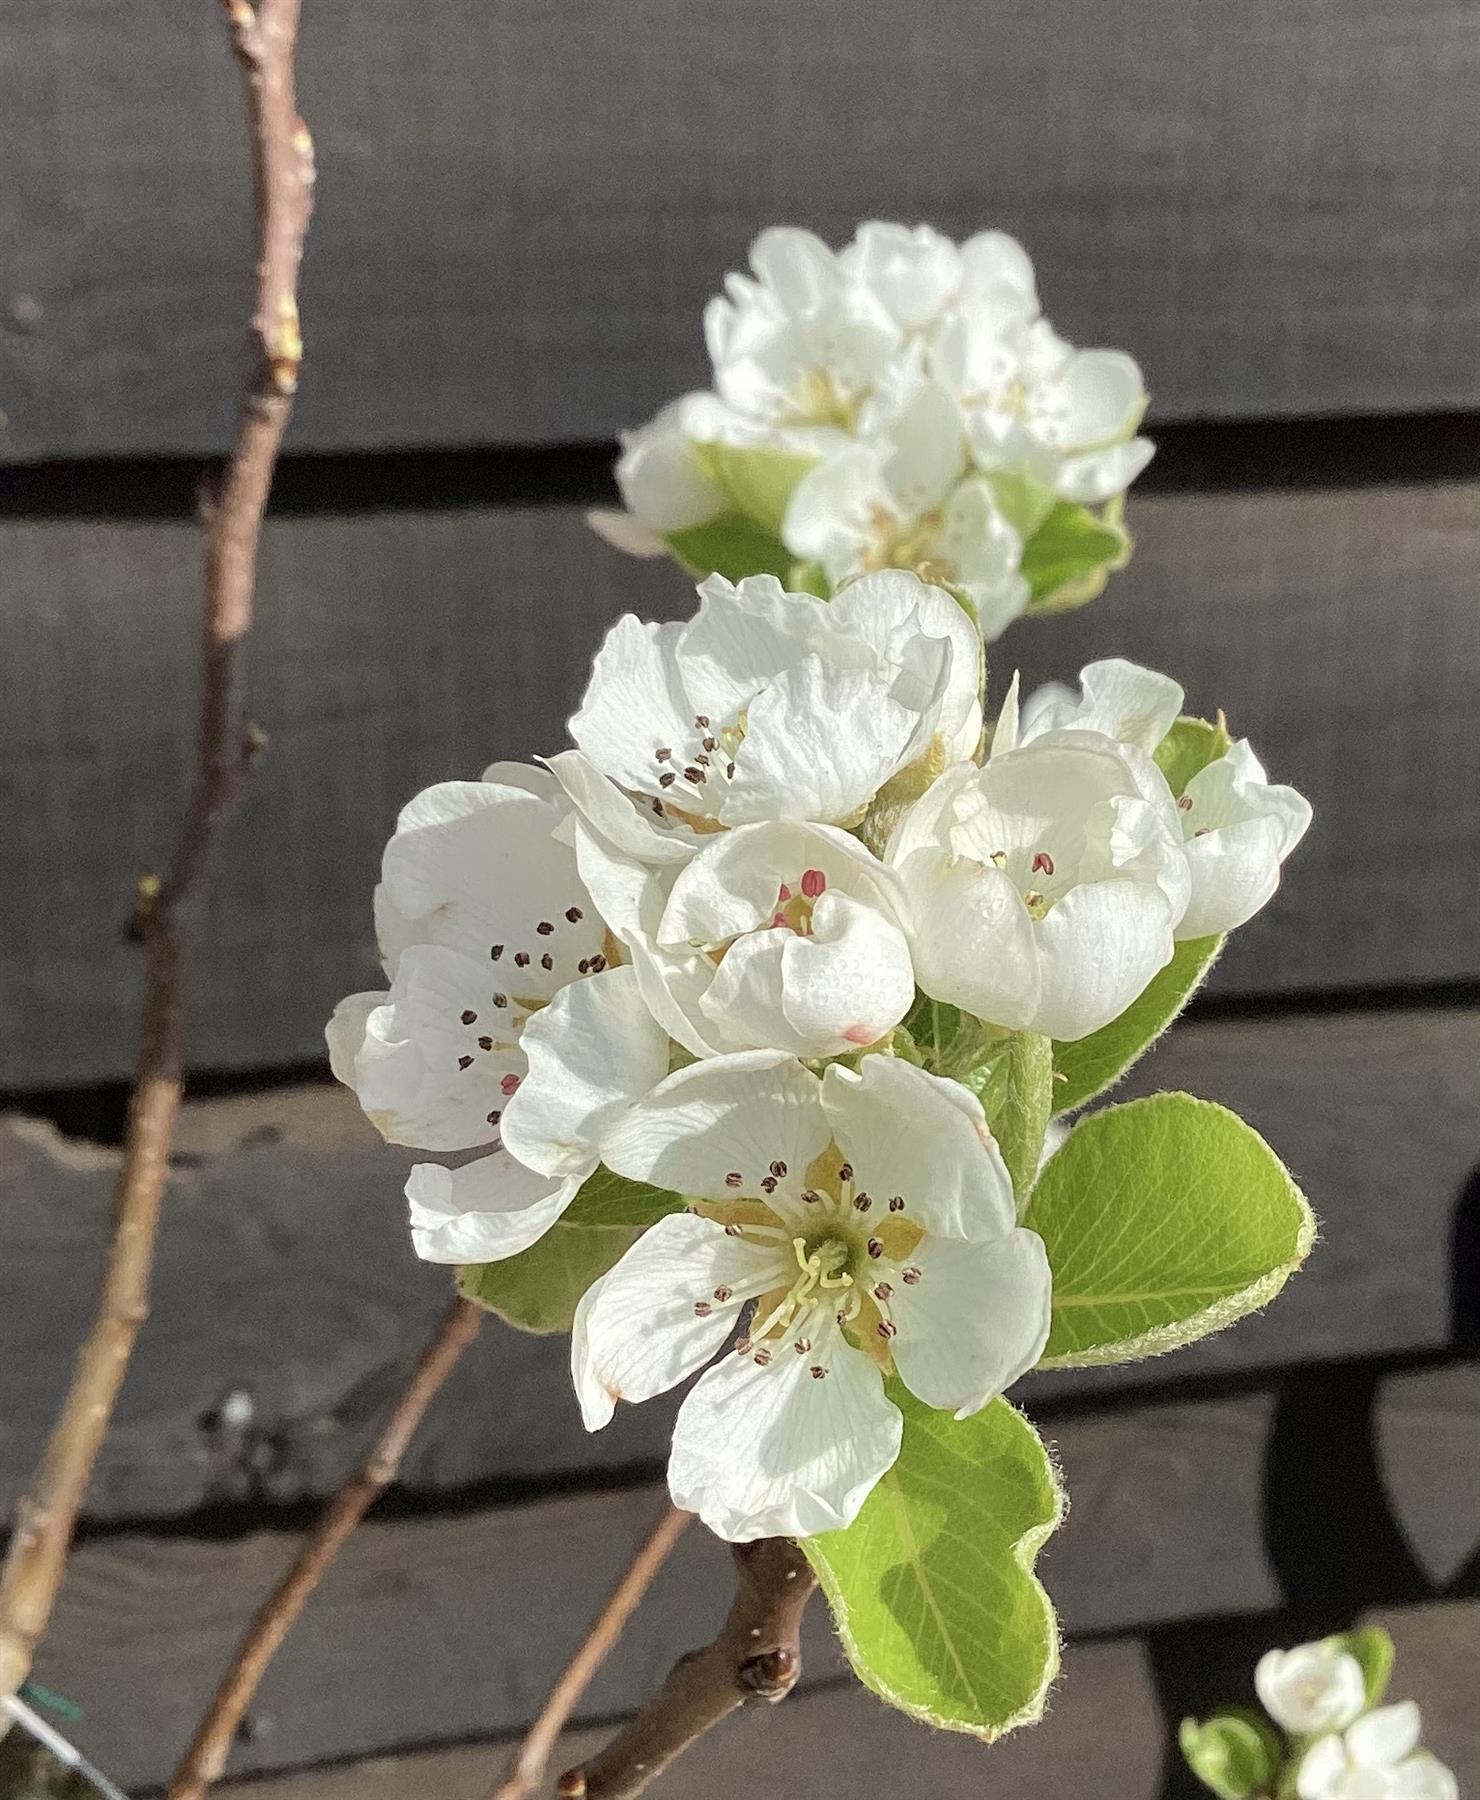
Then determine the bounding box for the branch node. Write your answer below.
[128,872,163,943]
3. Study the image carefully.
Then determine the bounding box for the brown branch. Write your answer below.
[0,0,313,1710]
[167,1295,482,1800]
[490,1505,694,1800]
[557,1537,817,1800]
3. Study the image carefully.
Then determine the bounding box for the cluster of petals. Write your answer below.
[595,222,1155,636]
[1256,1644,1456,1800]
[326,570,1309,1540]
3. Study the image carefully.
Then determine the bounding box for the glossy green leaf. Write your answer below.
[1328,1626,1395,1709]
[803,1388,1063,1738]
[1155,715,1235,797]
[1179,1710,1283,1800]
[458,1220,639,1333]
[1025,1092,1315,1367]
[1051,936,1223,1115]
[1021,501,1131,613]
[665,511,792,584]
[691,440,818,535]
[561,1164,686,1229]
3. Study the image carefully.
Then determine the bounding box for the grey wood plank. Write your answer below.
[24,1373,1477,1790]
[1,1012,1474,1526]
[2,480,1476,1087]
[208,1602,1480,1800]
[2,0,1478,462]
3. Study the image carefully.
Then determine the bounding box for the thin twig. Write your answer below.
[557,1537,817,1800]
[490,1506,694,1800]
[166,1295,482,1800]
[0,0,314,1710]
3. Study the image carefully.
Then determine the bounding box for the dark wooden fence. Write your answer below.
[1,0,1477,1792]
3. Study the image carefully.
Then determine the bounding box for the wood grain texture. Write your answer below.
[212,1604,1479,1800]
[2,0,1478,462]
[22,1373,1476,1790]
[2,480,1476,1087]
[2,1009,1475,1525]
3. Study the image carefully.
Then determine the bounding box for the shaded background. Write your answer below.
[1,0,1477,1793]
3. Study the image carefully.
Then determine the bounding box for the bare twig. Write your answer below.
[490,1506,694,1800]
[0,0,314,1710]
[557,1537,817,1800]
[166,1295,482,1800]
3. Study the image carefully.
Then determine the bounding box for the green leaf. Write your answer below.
[803,1388,1063,1738]
[1179,1710,1283,1800]
[787,559,832,598]
[1155,715,1235,798]
[1051,935,1223,1115]
[971,1031,1054,1204]
[1025,1092,1315,1367]
[665,511,792,584]
[691,440,818,535]
[562,1164,685,1229]
[1021,501,1131,613]
[1327,1627,1395,1709]
[458,1221,639,1333]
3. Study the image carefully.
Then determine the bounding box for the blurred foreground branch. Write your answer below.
[556,1537,817,1800]
[166,1295,481,1800]
[0,0,315,1711]
[490,1505,693,1800]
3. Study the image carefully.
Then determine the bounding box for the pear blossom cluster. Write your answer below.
[592,222,1154,636]
[1186,1638,1457,1800]
[328,568,1309,1543]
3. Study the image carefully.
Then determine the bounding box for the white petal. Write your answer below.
[1035,349,1145,449]
[890,1229,1053,1416]
[500,966,670,1178]
[668,1329,902,1540]
[615,399,725,532]
[725,654,918,826]
[571,1275,617,1429]
[325,991,383,1088]
[1054,438,1155,503]
[777,892,917,1052]
[958,231,1038,310]
[1256,1646,1368,1736]
[821,1056,1018,1241]
[781,444,888,579]
[878,378,966,516]
[1180,814,1294,938]
[935,478,1029,641]
[358,945,523,1150]
[1032,879,1176,1040]
[894,846,1042,1032]
[569,616,697,803]
[406,1155,580,1263]
[1392,1756,1459,1800]
[599,1052,828,1208]
[1022,658,1184,754]
[748,226,840,312]
[1349,1705,1423,1771]
[828,568,984,765]
[681,573,863,721]
[381,779,601,993]
[587,508,667,557]
[1297,1736,1350,1800]
[544,749,701,867]
[574,1212,786,1424]
[844,221,962,330]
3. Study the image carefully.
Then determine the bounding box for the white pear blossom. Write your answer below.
[1255,1643,1368,1737]
[326,769,668,1263]
[887,730,1190,1040]
[1296,1705,1457,1800]
[563,569,982,842]
[573,815,915,1059]
[783,362,1030,636]
[1008,658,1312,940]
[573,1052,1051,1541]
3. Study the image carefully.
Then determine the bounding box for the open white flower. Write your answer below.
[326,770,668,1263]
[782,366,1030,636]
[887,732,1189,1040]
[574,815,915,1059]
[1297,1704,1457,1800]
[932,247,1153,505]
[573,1052,1051,1541]
[704,227,902,432]
[1006,658,1312,940]
[1255,1642,1368,1737]
[565,569,982,841]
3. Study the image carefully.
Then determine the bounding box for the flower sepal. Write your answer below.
[1179,1709,1284,1800]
